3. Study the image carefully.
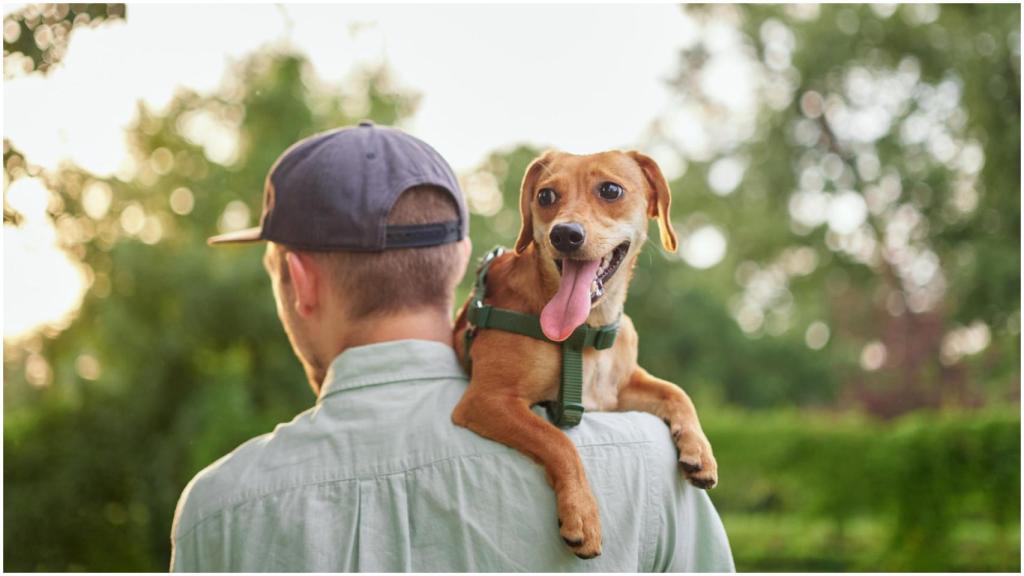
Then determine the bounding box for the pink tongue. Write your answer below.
[541,259,601,341]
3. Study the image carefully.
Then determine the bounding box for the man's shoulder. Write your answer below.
[171,387,677,538]
[570,410,683,490]
[567,409,672,445]
[172,436,260,538]
[567,409,679,462]
[171,409,318,538]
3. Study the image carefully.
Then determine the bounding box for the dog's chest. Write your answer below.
[582,349,622,411]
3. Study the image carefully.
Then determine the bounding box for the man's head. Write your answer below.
[263,186,471,388]
[209,123,471,391]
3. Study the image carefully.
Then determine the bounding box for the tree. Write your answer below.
[3,3,126,224]
[3,49,417,570]
[638,4,1020,413]
[4,4,1019,571]
[3,3,125,76]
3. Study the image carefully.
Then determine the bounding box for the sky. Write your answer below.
[4,4,753,340]
[4,4,704,176]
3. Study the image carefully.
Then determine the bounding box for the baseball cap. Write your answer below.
[207,121,468,251]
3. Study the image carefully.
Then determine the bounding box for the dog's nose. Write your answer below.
[549,223,586,253]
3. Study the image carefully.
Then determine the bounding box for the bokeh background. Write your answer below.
[3,3,1020,572]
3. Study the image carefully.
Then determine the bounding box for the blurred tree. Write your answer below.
[639,4,1020,414]
[3,3,126,223]
[3,49,417,570]
[3,3,1020,572]
[3,3,125,76]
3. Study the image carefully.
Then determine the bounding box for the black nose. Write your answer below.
[549,223,586,253]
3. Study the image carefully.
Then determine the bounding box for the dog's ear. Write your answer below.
[514,151,557,254]
[627,151,678,253]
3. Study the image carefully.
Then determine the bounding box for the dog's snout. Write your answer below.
[550,223,586,253]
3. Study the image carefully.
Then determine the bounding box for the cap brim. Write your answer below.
[206,227,264,246]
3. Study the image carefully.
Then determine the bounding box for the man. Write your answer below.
[171,122,735,572]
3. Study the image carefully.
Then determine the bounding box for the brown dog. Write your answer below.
[451,150,717,559]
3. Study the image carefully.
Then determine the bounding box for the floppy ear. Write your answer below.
[514,151,556,254]
[627,151,678,252]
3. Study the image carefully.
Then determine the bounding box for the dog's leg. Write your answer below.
[452,392,602,559]
[616,367,718,489]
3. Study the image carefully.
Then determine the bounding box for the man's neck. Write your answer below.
[339,308,454,352]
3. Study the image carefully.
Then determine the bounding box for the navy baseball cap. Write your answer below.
[207,121,468,251]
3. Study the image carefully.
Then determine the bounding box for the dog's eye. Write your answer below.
[598,182,624,201]
[537,188,557,207]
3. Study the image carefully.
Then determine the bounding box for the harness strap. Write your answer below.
[462,247,619,427]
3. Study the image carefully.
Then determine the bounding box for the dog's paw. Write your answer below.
[556,488,602,559]
[671,423,718,490]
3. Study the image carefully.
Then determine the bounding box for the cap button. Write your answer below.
[358,120,374,128]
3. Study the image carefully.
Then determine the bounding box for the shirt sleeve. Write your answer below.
[170,527,198,572]
[170,474,218,572]
[644,420,736,572]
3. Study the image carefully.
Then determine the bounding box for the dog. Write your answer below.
[451,150,717,559]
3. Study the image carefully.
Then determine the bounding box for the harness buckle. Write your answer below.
[593,326,618,350]
[472,300,492,327]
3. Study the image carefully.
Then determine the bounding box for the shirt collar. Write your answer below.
[318,339,466,402]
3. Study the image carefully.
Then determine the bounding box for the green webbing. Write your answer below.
[462,247,619,428]
[553,345,585,426]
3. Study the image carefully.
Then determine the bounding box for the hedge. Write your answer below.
[702,407,1020,571]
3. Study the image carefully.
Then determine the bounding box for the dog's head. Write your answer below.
[514,150,678,341]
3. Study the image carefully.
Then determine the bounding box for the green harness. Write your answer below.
[462,247,620,428]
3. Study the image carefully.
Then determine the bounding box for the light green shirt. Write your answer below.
[171,340,734,572]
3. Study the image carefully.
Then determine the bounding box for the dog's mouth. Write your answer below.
[542,241,630,342]
[553,241,630,303]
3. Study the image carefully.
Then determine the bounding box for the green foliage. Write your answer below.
[4,50,415,571]
[666,4,1021,412]
[2,3,1020,572]
[725,512,1018,572]
[3,3,125,77]
[3,3,126,222]
[455,4,1021,414]
[705,407,1020,571]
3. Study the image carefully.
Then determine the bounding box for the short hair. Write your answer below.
[273,186,463,319]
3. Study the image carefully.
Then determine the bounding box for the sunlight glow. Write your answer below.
[708,156,746,196]
[680,224,728,270]
[4,178,87,341]
[460,171,503,218]
[4,5,715,340]
[827,190,868,234]
[805,321,830,350]
[860,340,887,371]
[218,201,251,234]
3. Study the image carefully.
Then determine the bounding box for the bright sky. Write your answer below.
[4,4,701,176]
[4,4,753,341]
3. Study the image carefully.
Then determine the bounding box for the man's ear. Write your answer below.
[454,236,473,285]
[285,251,320,317]
[514,151,557,254]
[627,151,678,252]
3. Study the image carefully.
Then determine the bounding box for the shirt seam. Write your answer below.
[174,437,655,541]
[641,428,664,571]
